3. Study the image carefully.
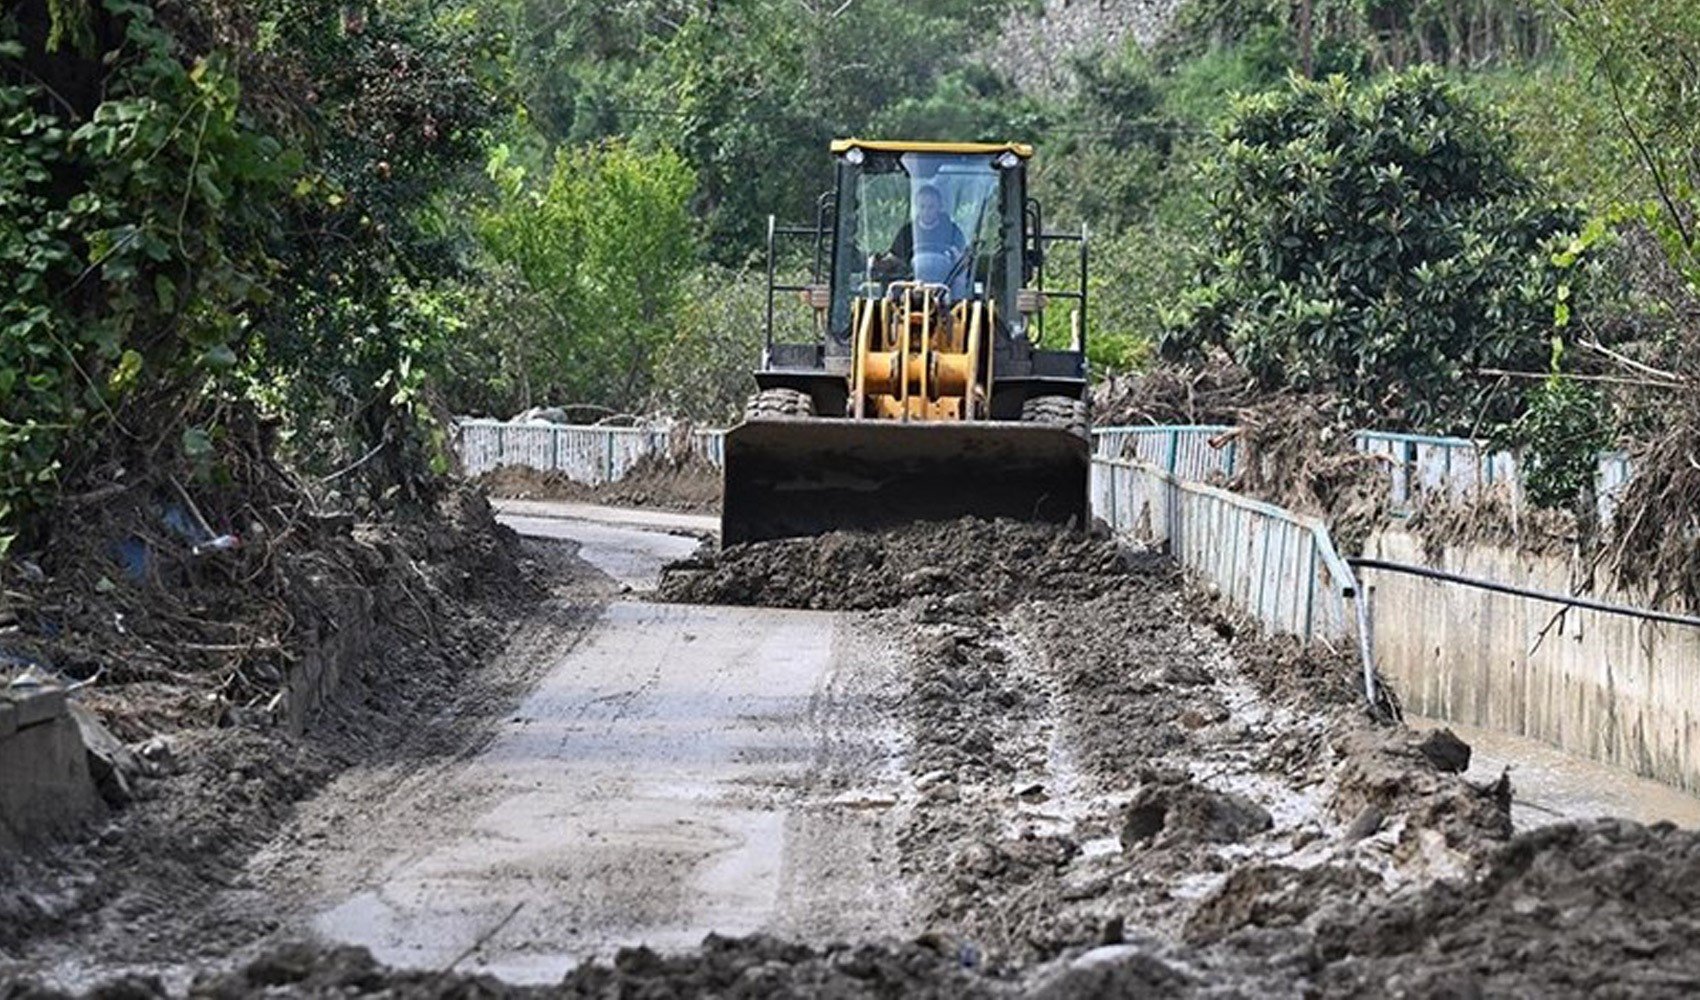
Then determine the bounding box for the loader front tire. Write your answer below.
[744,388,816,421]
[1021,395,1090,440]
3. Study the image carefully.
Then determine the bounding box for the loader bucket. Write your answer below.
[721,419,1090,546]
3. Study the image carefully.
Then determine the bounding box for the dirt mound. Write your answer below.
[0,486,539,957]
[1314,819,1700,996]
[1328,728,1513,862]
[1183,863,1384,944]
[48,935,1009,998]
[1407,486,1580,561]
[659,519,1145,610]
[1121,778,1273,849]
[478,450,720,513]
[1229,399,1391,554]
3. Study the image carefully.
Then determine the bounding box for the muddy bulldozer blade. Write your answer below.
[721,420,1090,546]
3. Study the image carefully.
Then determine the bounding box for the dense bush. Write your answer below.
[1163,70,1583,432]
[480,141,697,410]
[1,0,292,550]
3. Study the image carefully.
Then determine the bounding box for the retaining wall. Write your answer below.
[0,687,103,850]
[1360,529,1700,793]
[282,586,376,736]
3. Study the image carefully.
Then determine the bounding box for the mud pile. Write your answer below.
[659,518,1149,610]
[479,451,720,513]
[0,486,541,958]
[1314,819,1700,996]
[45,935,1009,999]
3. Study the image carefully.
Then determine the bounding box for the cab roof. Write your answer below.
[830,138,1035,159]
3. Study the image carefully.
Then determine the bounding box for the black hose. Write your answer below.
[1348,557,1700,629]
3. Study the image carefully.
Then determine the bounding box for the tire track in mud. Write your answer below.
[36,514,1699,997]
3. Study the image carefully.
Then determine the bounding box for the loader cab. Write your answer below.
[827,146,1025,339]
[757,138,1088,420]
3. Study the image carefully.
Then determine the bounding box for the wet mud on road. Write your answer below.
[16,504,1700,997]
[306,602,908,981]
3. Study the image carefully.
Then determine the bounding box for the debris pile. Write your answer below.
[1314,819,1700,996]
[1091,359,1260,428]
[0,484,537,956]
[478,450,721,513]
[659,518,1149,610]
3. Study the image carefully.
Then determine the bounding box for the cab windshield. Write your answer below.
[831,151,1009,334]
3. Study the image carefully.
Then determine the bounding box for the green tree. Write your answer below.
[1163,69,1582,432]
[1559,0,1700,293]
[480,141,697,408]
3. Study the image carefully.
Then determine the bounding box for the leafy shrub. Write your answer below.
[480,141,698,410]
[1498,342,1615,510]
[1163,69,1583,432]
[2,0,292,548]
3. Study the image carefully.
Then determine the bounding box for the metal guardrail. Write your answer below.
[1092,425,1238,482]
[455,420,725,484]
[1098,425,1633,523]
[1092,456,1363,643]
[1354,430,1522,509]
[463,419,1633,525]
[1092,453,1379,714]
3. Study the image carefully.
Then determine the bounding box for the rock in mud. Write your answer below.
[1329,729,1511,860]
[1120,778,1274,849]
[1415,727,1471,773]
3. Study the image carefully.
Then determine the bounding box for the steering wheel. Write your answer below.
[943,242,977,293]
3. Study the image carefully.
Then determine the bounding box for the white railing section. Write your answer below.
[455,420,725,484]
[461,418,1632,526]
[1093,455,1378,704]
[1092,457,1360,643]
[1092,425,1237,482]
[1097,424,1633,524]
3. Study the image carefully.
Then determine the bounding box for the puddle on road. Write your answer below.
[1410,716,1700,830]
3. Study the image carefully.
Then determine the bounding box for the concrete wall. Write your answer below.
[0,689,103,850]
[282,586,376,735]
[1362,529,1700,793]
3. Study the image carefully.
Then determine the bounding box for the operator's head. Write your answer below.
[917,184,943,226]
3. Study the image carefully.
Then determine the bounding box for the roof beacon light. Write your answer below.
[996,150,1020,169]
[843,147,865,165]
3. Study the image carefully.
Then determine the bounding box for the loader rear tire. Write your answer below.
[1021,395,1090,440]
[745,387,816,421]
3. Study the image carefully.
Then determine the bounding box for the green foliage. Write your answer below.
[1163,69,1583,432]
[647,265,812,423]
[480,141,697,409]
[1498,340,1615,509]
[1559,0,1700,294]
[2,0,292,539]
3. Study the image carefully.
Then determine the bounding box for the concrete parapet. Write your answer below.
[1362,529,1700,793]
[0,686,104,850]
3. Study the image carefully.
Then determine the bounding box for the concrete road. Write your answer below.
[496,499,712,591]
[305,509,909,982]
[493,498,717,536]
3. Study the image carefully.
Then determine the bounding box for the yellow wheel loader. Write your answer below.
[722,139,1091,545]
